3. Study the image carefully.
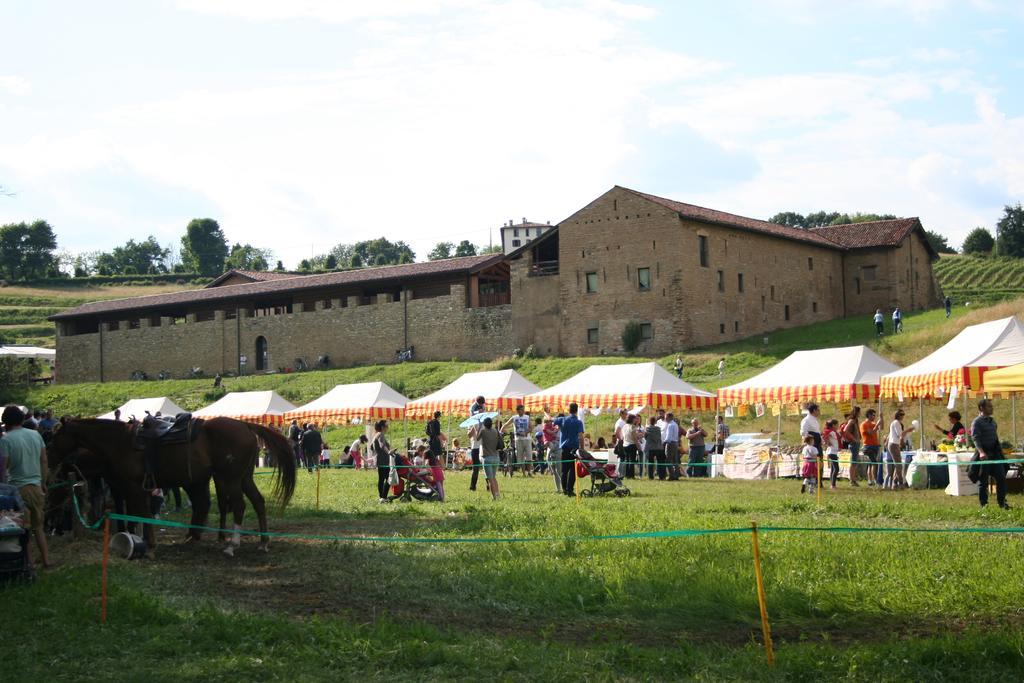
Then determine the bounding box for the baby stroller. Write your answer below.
[389,453,440,502]
[577,450,630,498]
[0,484,33,584]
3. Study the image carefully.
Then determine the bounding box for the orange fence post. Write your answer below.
[101,516,110,625]
[750,522,775,666]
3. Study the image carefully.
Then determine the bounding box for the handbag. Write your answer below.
[966,451,981,484]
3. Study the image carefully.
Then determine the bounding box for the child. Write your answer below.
[427,449,446,502]
[801,435,819,495]
[822,419,841,490]
[412,445,431,479]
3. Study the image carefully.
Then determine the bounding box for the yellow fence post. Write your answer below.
[750,522,775,666]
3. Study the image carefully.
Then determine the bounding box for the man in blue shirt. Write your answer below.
[546,403,584,497]
[662,413,681,480]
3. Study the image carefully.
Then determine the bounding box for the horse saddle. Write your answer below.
[134,413,201,449]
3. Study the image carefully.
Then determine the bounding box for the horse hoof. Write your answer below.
[223,545,235,557]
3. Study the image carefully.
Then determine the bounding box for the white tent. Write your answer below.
[98,397,187,421]
[0,345,55,360]
[881,316,1024,398]
[285,382,409,425]
[405,369,541,417]
[718,345,900,406]
[523,362,716,412]
[194,390,296,425]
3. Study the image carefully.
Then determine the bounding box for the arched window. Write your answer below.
[255,336,268,371]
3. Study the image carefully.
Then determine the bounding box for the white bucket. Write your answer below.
[109,532,147,560]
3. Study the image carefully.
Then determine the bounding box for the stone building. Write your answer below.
[52,185,942,383]
[52,255,511,383]
[508,186,942,357]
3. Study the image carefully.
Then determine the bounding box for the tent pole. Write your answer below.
[918,396,925,451]
[1013,394,1018,451]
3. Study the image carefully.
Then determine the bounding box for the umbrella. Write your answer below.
[459,411,500,429]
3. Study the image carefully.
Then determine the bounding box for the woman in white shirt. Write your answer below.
[885,409,915,489]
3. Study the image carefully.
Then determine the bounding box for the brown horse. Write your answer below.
[48,417,296,554]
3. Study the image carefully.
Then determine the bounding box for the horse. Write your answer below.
[48,417,296,555]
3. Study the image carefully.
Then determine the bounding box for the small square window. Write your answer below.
[587,327,599,344]
[639,323,653,340]
[699,235,709,268]
[512,239,521,247]
[513,228,519,237]
[734,321,739,333]
[738,273,744,293]
[719,323,725,334]
[855,277,861,295]
[770,285,776,301]
[808,257,814,271]
[637,267,651,291]
[585,271,598,293]
[812,301,818,313]
[784,305,791,321]
[717,270,725,292]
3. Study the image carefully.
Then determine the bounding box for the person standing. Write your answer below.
[426,411,443,464]
[547,403,585,497]
[718,358,725,378]
[800,403,823,474]
[860,409,882,487]
[714,415,730,455]
[944,296,952,318]
[0,406,52,569]
[613,409,628,476]
[287,419,302,467]
[503,405,533,477]
[823,419,841,490]
[541,418,561,492]
[841,407,862,487]
[468,397,485,492]
[934,411,966,441]
[873,309,884,336]
[886,409,914,489]
[686,419,708,478]
[662,413,681,480]
[643,416,664,480]
[478,417,502,500]
[621,414,640,479]
[673,356,683,379]
[892,306,903,334]
[372,420,393,503]
[971,398,1010,509]
[301,423,323,473]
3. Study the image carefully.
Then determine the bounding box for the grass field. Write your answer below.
[7,471,1024,681]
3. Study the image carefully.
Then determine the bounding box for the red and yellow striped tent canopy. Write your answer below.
[193,390,297,427]
[405,369,541,418]
[522,362,717,413]
[284,382,408,426]
[880,316,1024,399]
[718,345,898,407]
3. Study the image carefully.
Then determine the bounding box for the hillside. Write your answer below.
[0,282,199,347]
[8,294,1024,448]
[933,254,1024,305]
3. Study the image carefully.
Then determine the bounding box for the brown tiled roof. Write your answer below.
[810,218,929,252]
[52,254,505,320]
[205,269,300,288]
[621,187,842,249]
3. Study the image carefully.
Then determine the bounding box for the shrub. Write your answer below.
[622,322,643,355]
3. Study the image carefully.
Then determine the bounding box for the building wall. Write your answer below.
[553,187,847,356]
[840,231,942,318]
[55,286,512,383]
[509,253,561,355]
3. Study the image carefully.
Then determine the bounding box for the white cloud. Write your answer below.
[0,75,29,96]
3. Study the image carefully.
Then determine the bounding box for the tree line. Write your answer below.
[768,205,1024,257]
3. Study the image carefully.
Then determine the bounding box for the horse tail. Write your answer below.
[243,422,297,509]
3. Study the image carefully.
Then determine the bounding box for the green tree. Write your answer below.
[995,204,1024,258]
[324,253,338,270]
[321,238,415,269]
[479,244,503,254]
[274,260,285,271]
[0,220,58,279]
[95,236,169,274]
[962,227,995,255]
[621,321,643,355]
[454,240,477,257]
[180,218,228,276]
[428,242,454,260]
[225,243,270,271]
[350,253,363,268]
[925,230,956,254]
[298,259,311,272]
[768,211,807,228]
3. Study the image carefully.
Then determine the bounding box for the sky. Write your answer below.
[1,0,1022,267]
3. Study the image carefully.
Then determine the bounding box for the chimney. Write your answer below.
[522,217,526,224]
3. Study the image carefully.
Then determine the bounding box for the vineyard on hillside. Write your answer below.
[933,254,1024,304]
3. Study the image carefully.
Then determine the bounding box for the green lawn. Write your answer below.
[7,471,1024,681]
